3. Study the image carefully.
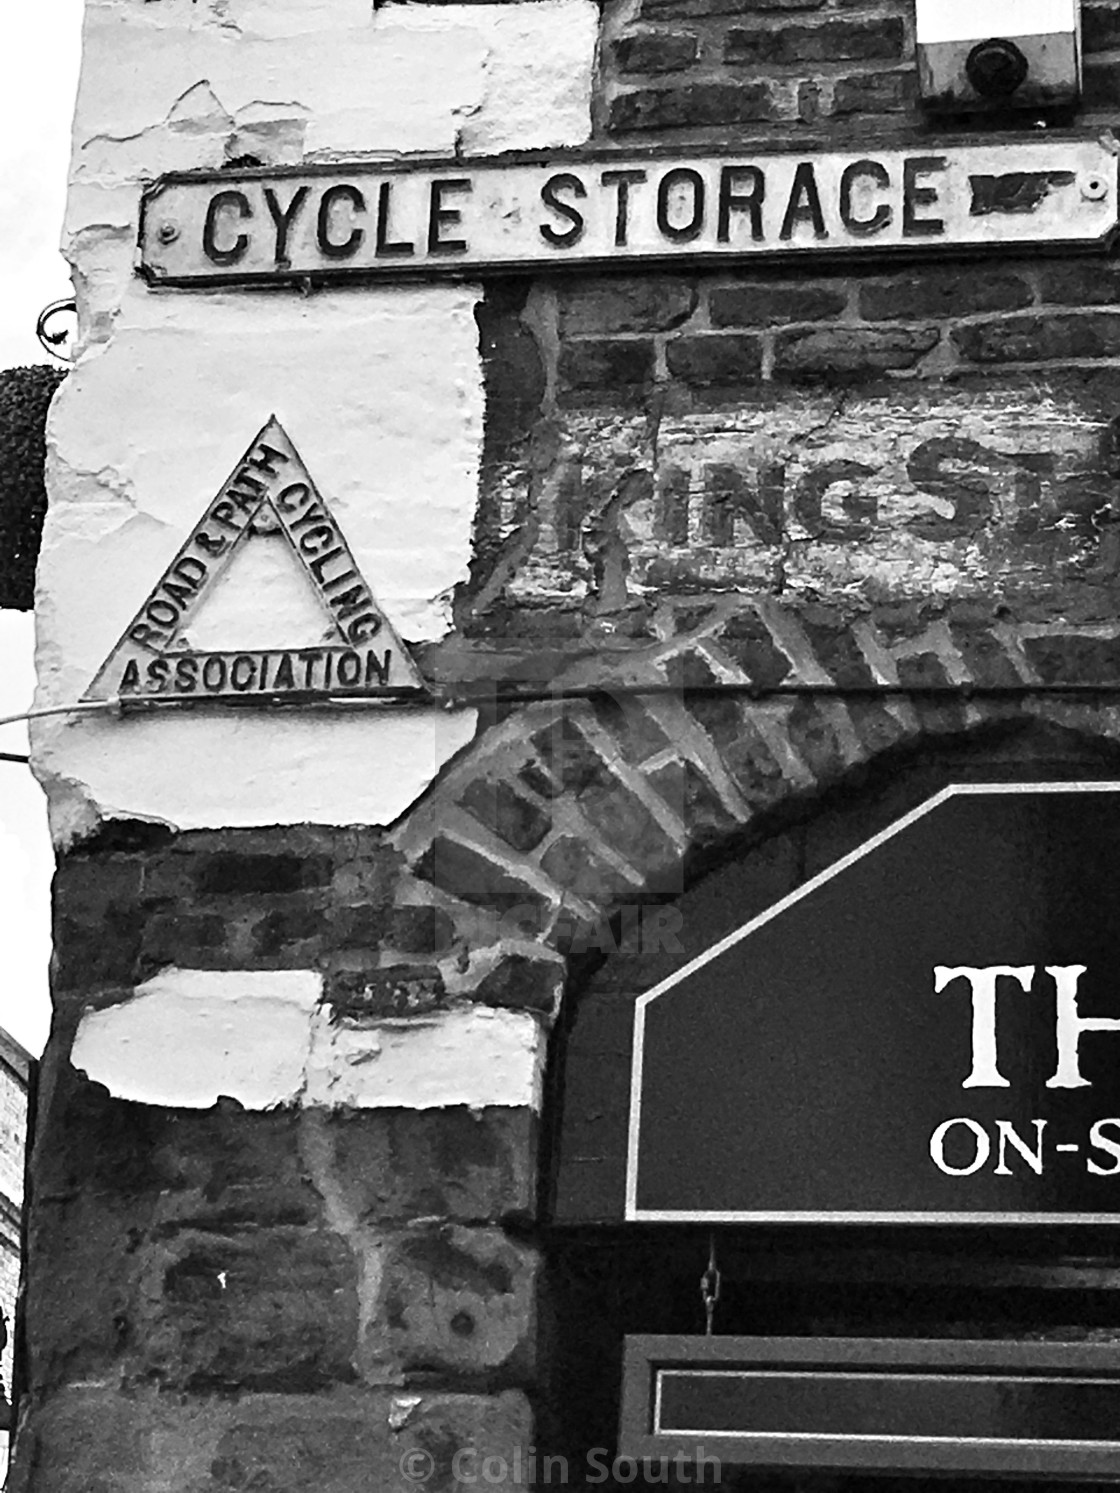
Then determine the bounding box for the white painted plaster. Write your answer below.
[34,0,597,842]
[70,968,322,1109]
[70,969,545,1112]
[304,1005,546,1111]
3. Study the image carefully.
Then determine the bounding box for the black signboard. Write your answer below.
[620,1336,1120,1477]
[628,783,1120,1222]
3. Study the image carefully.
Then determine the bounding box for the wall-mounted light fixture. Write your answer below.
[916,0,1082,114]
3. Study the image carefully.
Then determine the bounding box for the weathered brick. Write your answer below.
[14,1386,533,1493]
[1082,3,1120,52]
[952,314,1120,364]
[194,851,331,896]
[327,966,447,1019]
[459,778,553,853]
[831,68,917,115]
[950,625,1024,689]
[713,611,792,686]
[369,1225,537,1379]
[647,759,739,848]
[473,954,563,1013]
[590,693,671,763]
[214,1390,533,1493]
[799,615,877,686]
[784,698,850,784]
[612,29,698,74]
[54,903,148,989]
[639,0,820,18]
[860,270,1033,322]
[774,324,939,377]
[558,276,696,335]
[896,652,953,690]
[381,904,455,955]
[1039,262,1120,307]
[314,1107,536,1224]
[411,838,549,915]
[557,338,654,393]
[251,904,323,958]
[1084,59,1120,107]
[724,17,904,66]
[609,81,777,133]
[710,282,847,328]
[529,715,612,795]
[666,332,763,387]
[476,287,546,465]
[1023,632,1120,684]
[539,835,637,903]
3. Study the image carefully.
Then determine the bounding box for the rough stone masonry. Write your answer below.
[19,0,1120,1490]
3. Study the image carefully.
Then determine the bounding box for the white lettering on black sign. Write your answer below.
[930,963,1120,1179]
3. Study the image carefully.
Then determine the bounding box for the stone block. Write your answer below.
[11,1387,533,1493]
[208,1389,534,1493]
[1083,3,1120,51]
[313,1106,536,1224]
[368,1225,538,1381]
[137,1225,358,1391]
[529,715,613,796]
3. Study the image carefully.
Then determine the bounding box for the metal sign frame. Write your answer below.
[625,780,1120,1226]
[620,1334,1120,1477]
[138,135,1119,288]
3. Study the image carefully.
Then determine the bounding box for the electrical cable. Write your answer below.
[2,678,1120,766]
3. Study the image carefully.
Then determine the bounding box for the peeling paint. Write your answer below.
[69,969,545,1114]
[70,969,322,1109]
[37,0,597,842]
[304,1006,546,1111]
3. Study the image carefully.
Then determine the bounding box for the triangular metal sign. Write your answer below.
[85,417,425,702]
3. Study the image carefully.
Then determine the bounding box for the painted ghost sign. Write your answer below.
[627,783,1120,1223]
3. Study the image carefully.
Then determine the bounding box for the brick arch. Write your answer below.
[393,602,1120,1018]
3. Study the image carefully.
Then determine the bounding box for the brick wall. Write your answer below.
[599,0,1120,140]
[24,0,1120,1490]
